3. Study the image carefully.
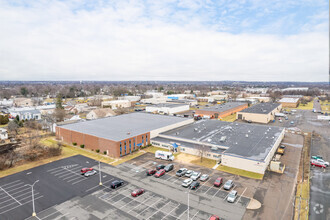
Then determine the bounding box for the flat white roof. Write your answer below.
[279,98,300,103]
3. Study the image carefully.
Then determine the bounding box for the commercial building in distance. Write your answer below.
[151,120,285,174]
[146,103,190,115]
[237,103,282,124]
[279,98,300,108]
[195,102,248,119]
[56,112,193,157]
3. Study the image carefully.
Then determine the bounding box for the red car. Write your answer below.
[146,169,157,176]
[81,168,93,174]
[214,177,223,187]
[209,215,219,220]
[154,169,166,178]
[311,161,326,168]
[131,189,145,197]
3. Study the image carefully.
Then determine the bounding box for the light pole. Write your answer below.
[98,159,102,186]
[25,180,39,217]
[187,189,190,220]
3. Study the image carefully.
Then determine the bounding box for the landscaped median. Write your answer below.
[294,180,310,220]
[217,165,264,180]
[221,113,237,122]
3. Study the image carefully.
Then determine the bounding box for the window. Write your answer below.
[146,134,148,143]
[120,146,122,156]
[207,154,211,157]
[213,155,219,158]
[181,148,185,151]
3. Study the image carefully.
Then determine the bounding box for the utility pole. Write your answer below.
[25,180,39,217]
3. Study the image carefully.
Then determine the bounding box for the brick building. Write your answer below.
[279,98,300,108]
[195,102,248,119]
[56,112,193,157]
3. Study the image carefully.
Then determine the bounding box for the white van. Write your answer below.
[155,150,174,161]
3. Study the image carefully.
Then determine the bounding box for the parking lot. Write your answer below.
[0,155,124,220]
[123,152,253,204]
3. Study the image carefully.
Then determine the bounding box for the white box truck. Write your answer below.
[155,151,174,161]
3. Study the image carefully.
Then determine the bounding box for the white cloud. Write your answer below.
[0,0,328,81]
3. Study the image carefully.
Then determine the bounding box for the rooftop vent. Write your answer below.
[208,139,212,142]
[127,132,130,135]
[176,132,179,135]
[245,134,249,138]
[194,128,198,132]
[248,130,251,133]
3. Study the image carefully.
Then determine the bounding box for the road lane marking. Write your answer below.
[160,202,181,220]
[135,197,163,217]
[236,187,247,204]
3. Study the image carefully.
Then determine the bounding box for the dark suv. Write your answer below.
[156,164,166,170]
[111,180,124,189]
[164,164,174,172]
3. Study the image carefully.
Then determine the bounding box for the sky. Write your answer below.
[0,0,328,82]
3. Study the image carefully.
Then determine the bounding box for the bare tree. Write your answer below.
[197,144,206,162]
[8,121,19,135]
[53,109,66,122]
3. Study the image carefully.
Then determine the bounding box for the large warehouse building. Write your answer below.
[151,120,285,174]
[56,112,193,157]
[146,103,190,115]
[237,103,282,123]
[195,102,248,119]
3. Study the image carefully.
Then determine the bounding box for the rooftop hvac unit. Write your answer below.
[208,138,212,142]
[211,146,218,150]
[220,136,227,142]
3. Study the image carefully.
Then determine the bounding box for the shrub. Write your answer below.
[96,149,100,153]
[80,144,85,148]
[73,142,77,146]
[103,151,107,155]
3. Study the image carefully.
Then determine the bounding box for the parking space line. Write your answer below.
[53,212,69,220]
[212,185,224,198]
[177,209,188,219]
[0,195,43,215]
[85,178,114,192]
[0,186,22,205]
[224,185,236,200]
[127,195,155,213]
[190,210,200,220]
[203,185,213,195]
[39,208,65,220]
[235,187,247,204]
[8,186,30,196]
[119,192,148,209]
[146,200,172,220]
[1,182,24,190]
[172,176,182,184]
[160,202,181,220]
[0,180,21,188]
[195,178,210,192]
[4,184,28,194]
[135,197,163,218]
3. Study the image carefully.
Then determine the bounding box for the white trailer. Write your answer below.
[155,150,174,161]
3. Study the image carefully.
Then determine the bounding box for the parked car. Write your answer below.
[227,190,238,203]
[164,164,174,172]
[131,189,145,197]
[182,179,193,187]
[310,160,326,168]
[312,155,323,160]
[190,181,200,190]
[315,159,329,167]
[223,180,234,190]
[209,215,223,220]
[277,145,285,155]
[81,168,93,174]
[111,180,124,189]
[146,169,157,176]
[214,177,223,187]
[84,170,97,177]
[155,169,166,178]
[200,174,209,182]
[290,121,294,124]
[176,168,188,177]
[185,170,193,177]
[190,171,201,180]
[156,164,166,170]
